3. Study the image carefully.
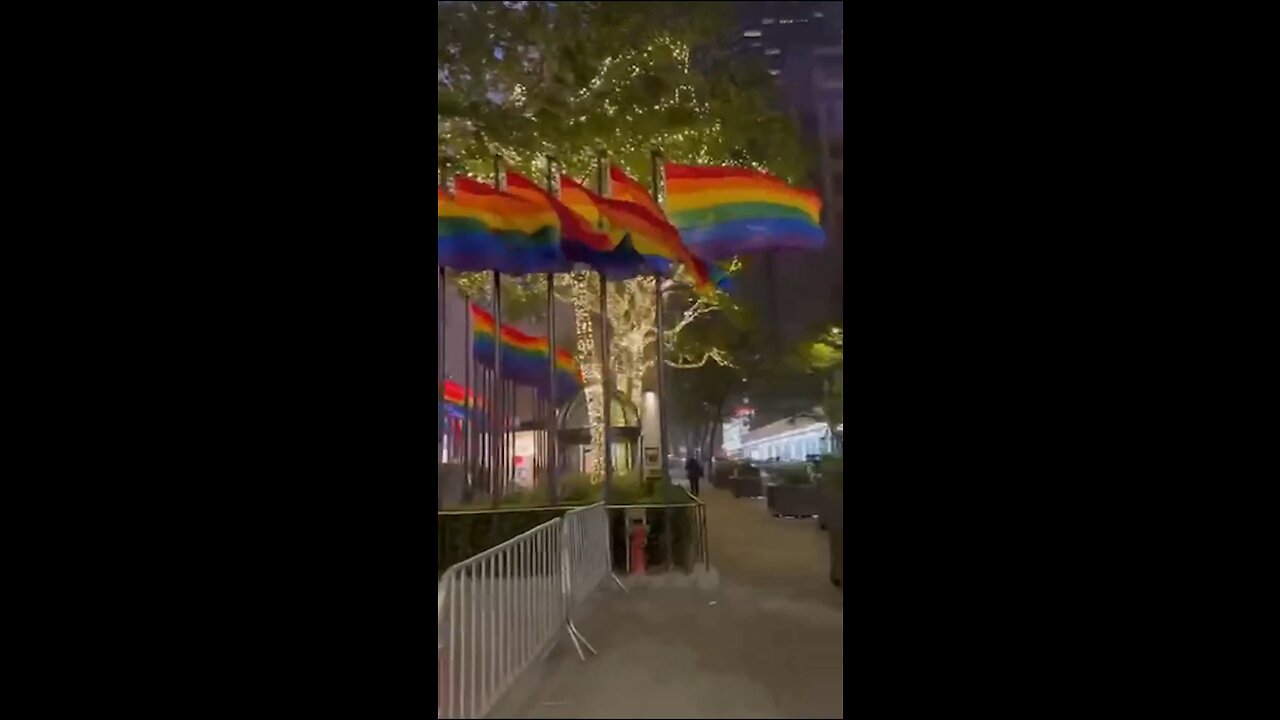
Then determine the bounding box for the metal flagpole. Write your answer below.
[502,376,507,495]
[439,265,446,510]
[545,154,560,504]
[438,157,449,512]
[463,300,474,502]
[483,367,491,494]
[651,148,674,569]
[532,385,539,488]
[541,389,547,488]
[507,379,514,494]
[490,155,506,508]
[651,148,672,490]
[596,149,614,503]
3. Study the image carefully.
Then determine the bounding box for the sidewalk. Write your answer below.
[488,485,843,718]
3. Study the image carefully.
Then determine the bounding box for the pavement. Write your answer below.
[487,477,844,718]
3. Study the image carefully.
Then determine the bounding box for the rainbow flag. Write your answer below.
[471,303,582,402]
[610,164,664,218]
[440,380,486,440]
[561,175,712,291]
[663,162,825,261]
[505,171,648,280]
[614,163,733,293]
[442,379,483,418]
[437,178,570,274]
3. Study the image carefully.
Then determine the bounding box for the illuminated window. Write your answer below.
[813,10,824,17]
[765,48,781,55]
[762,18,775,25]
[768,69,781,76]
[780,18,794,24]
[743,29,762,38]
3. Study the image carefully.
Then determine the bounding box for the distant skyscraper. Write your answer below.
[732,1,844,350]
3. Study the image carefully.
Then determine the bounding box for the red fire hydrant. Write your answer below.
[629,521,648,575]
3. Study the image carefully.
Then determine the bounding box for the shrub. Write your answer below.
[437,507,567,578]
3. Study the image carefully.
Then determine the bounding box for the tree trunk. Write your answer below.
[571,272,604,479]
[707,393,727,461]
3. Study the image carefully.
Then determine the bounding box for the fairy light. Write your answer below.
[570,271,605,482]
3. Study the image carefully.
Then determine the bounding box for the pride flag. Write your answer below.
[560,175,712,291]
[437,177,570,274]
[614,163,734,292]
[441,379,483,419]
[610,164,664,218]
[471,303,582,402]
[440,379,486,442]
[505,171,648,280]
[663,162,825,261]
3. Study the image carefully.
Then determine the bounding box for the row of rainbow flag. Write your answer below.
[471,303,583,403]
[437,303,587,419]
[437,162,825,290]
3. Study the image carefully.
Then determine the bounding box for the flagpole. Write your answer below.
[651,149,675,569]
[491,154,505,508]
[507,379,514,494]
[596,149,614,503]
[483,367,491,494]
[545,154,560,505]
[463,298,474,502]
[438,157,449,512]
[651,148,672,493]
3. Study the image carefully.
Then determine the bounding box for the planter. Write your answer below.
[818,480,841,531]
[766,483,819,517]
[827,487,843,588]
[730,473,764,498]
[711,461,736,489]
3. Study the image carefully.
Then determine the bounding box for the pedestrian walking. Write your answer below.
[685,455,704,496]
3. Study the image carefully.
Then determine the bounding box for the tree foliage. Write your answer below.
[792,326,843,433]
[438,1,809,184]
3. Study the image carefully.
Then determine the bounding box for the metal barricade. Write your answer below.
[437,518,564,719]
[561,502,613,607]
[559,503,625,661]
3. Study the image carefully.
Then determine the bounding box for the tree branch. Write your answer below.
[666,347,735,369]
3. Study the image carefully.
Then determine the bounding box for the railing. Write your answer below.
[559,502,623,661]
[440,489,711,579]
[561,503,613,608]
[609,490,709,573]
[438,518,565,719]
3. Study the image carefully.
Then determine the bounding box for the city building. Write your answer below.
[721,411,837,462]
[732,1,845,351]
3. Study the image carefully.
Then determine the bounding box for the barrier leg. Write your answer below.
[567,619,597,658]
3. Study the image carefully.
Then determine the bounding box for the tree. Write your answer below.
[794,326,843,448]
[439,1,812,476]
[667,299,760,459]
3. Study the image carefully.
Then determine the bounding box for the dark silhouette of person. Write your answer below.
[685,456,704,496]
